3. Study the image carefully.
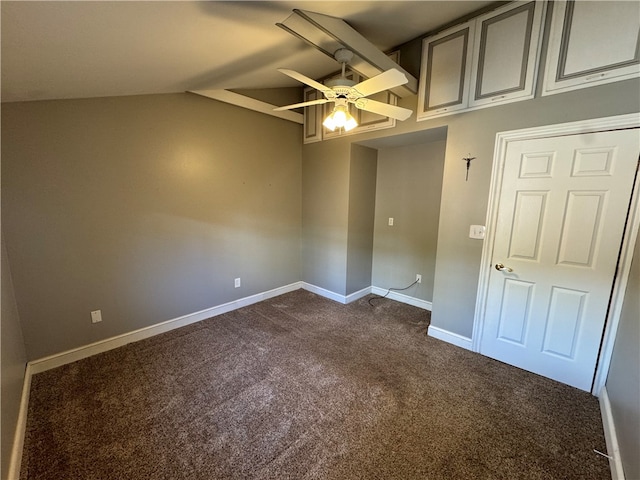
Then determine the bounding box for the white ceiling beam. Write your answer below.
[277,9,418,97]
[188,89,304,124]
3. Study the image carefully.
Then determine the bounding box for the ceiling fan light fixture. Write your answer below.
[323,102,357,132]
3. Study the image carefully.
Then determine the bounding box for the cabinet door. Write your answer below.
[351,50,398,134]
[417,21,476,120]
[469,1,544,108]
[303,87,322,144]
[542,1,640,96]
[353,89,397,133]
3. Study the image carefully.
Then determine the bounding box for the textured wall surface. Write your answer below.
[372,140,445,302]
[2,93,302,360]
[301,140,351,295]
[346,144,378,296]
[606,233,640,480]
[1,234,27,480]
[302,77,640,338]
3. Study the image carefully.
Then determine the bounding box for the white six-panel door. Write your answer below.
[480,129,639,391]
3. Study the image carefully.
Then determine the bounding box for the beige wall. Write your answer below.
[426,80,640,337]
[345,144,377,295]
[606,232,640,480]
[299,74,639,480]
[301,77,640,337]
[301,140,351,294]
[372,140,445,302]
[1,233,27,480]
[2,93,302,360]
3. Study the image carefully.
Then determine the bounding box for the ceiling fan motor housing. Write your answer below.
[324,78,357,90]
[333,48,354,65]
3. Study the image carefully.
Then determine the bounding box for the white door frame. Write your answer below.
[472,113,640,395]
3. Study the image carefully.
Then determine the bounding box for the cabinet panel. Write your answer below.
[417,22,475,119]
[356,90,397,130]
[470,1,544,107]
[542,1,640,95]
[303,87,322,144]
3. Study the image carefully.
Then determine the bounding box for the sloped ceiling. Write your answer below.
[1,1,495,103]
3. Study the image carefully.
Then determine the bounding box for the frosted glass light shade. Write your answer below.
[323,104,358,132]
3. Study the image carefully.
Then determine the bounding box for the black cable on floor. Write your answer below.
[368,279,420,306]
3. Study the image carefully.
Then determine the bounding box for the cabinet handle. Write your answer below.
[585,72,607,81]
[491,95,506,101]
[436,107,449,113]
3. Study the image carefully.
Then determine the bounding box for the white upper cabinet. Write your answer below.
[417,1,545,120]
[417,21,476,118]
[303,87,322,144]
[469,1,544,107]
[542,1,640,96]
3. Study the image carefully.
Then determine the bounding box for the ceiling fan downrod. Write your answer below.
[334,48,353,78]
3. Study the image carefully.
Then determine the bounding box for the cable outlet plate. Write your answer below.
[416,274,422,284]
[91,310,102,324]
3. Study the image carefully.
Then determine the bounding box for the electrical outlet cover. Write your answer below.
[469,225,486,239]
[90,310,102,323]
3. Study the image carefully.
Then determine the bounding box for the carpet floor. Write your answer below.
[20,290,611,479]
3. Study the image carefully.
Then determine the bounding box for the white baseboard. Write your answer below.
[8,363,32,480]
[599,386,626,480]
[301,283,430,309]
[29,282,303,375]
[27,281,376,374]
[370,286,432,311]
[10,282,302,478]
[11,281,426,478]
[427,325,473,350]
[300,282,351,304]
[345,286,372,303]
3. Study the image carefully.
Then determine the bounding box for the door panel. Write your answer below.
[480,129,639,391]
[557,191,605,267]
[497,279,534,344]
[509,191,547,260]
[542,286,586,359]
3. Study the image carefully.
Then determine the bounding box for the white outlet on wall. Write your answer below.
[416,274,422,284]
[388,217,394,226]
[90,310,102,324]
[234,278,241,288]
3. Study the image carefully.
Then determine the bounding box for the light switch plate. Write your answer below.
[469,225,486,239]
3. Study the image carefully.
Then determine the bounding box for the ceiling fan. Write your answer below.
[274,48,413,131]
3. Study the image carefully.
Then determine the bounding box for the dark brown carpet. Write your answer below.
[20,290,610,479]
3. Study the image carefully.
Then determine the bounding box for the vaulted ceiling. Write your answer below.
[1,1,495,103]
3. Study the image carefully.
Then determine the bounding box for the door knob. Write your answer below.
[495,263,513,272]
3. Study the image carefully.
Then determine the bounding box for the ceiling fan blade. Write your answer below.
[273,98,329,111]
[277,68,331,94]
[353,98,412,121]
[352,69,408,97]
